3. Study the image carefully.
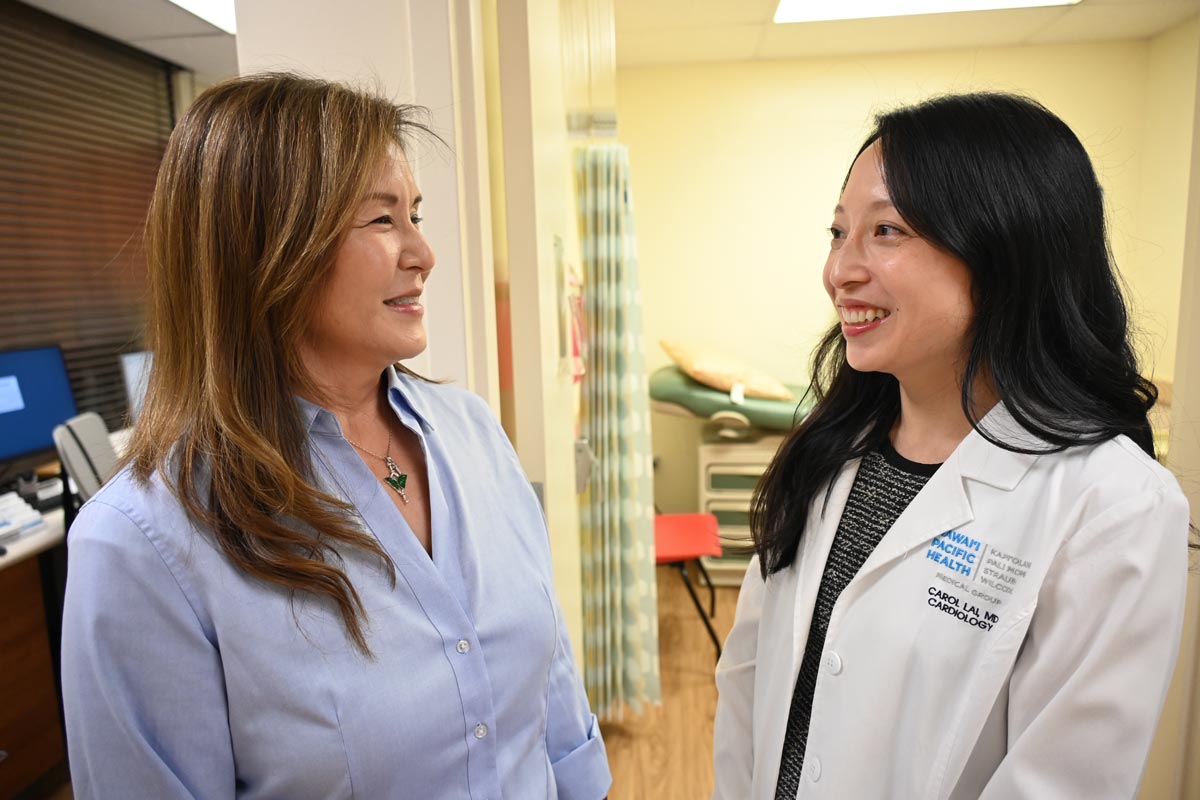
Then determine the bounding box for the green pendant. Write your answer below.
[384,456,409,504]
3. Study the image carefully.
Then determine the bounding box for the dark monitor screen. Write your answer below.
[0,345,78,464]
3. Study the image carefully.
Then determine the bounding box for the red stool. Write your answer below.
[655,513,723,658]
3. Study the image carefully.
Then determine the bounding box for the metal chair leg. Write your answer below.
[676,562,722,659]
[694,557,717,618]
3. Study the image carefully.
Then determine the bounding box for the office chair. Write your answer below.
[52,412,118,503]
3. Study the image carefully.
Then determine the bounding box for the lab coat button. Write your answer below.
[808,756,822,782]
[825,651,843,675]
[456,639,471,654]
[474,723,489,739]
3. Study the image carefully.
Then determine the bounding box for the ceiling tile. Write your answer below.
[1028,1,1200,42]
[1079,0,1197,6]
[615,0,776,31]
[617,24,764,67]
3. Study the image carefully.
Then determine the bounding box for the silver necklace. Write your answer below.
[344,430,409,504]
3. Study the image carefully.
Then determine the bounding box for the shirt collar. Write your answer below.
[296,393,329,435]
[385,365,436,432]
[295,365,436,436]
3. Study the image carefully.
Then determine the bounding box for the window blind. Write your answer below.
[0,0,173,433]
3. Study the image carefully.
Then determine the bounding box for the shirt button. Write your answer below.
[825,650,843,675]
[808,756,822,782]
[474,723,488,739]
[456,639,470,654]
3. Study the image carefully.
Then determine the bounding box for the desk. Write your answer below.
[0,509,65,572]
[0,426,129,574]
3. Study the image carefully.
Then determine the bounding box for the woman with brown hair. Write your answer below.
[60,73,610,799]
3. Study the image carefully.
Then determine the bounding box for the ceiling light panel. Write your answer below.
[165,0,237,34]
[774,0,1081,24]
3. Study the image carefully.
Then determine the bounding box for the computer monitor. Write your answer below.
[120,350,152,422]
[0,345,78,476]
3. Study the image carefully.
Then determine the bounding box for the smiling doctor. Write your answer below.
[713,93,1190,800]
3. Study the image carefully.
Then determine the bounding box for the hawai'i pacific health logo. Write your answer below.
[926,530,1032,598]
[925,530,982,577]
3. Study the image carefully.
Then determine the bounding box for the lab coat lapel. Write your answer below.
[852,404,1039,585]
[852,450,974,583]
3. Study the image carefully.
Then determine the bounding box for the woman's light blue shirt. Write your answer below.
[61,368,611,799]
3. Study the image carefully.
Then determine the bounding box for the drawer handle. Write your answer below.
[0,750,7,763]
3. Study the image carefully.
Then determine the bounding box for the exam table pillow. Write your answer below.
[659,339,794,402]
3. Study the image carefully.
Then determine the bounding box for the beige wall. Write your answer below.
[1134,17,1200,390]
[618,24,1200,513]
[1141,21,1200,798]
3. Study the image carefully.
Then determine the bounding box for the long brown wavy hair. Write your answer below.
[127,73,430,653]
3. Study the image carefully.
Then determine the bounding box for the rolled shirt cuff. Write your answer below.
[551,714,612,800]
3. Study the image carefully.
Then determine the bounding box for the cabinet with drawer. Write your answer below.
[0,556,66,797]
[699,435,784,586]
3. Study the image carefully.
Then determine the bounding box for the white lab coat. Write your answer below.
[713,405,1190,799]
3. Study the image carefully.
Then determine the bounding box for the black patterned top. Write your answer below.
[774,441,940,799]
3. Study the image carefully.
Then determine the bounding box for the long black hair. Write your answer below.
[752,92,1159,578]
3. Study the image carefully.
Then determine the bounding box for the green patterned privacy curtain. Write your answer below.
[575,143,661,718]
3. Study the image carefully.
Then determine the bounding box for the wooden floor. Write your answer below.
[600,564,741,800]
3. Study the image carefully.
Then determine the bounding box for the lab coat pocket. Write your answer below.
[928,604,1037,800]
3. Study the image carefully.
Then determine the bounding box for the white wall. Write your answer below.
[235,0,499,410]
[493,0,590,651]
